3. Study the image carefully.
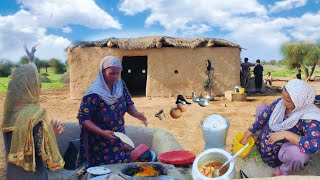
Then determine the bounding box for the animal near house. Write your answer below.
[67,36,241,99]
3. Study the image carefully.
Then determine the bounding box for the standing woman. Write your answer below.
[1,63,65,180]
[240,79,320,176]
[254,59,263,94]
[77,56,148,166]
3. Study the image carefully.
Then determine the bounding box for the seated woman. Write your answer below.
[77,56,148,167]
[240,79,320,176]
[264,71,272,86]
[2,63,65,180]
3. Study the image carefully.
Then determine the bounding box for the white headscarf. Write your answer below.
[83,56,123,105]
[269,79,320,131]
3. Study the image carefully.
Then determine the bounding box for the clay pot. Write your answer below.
[170,107,182,119]
[177,103,187,112]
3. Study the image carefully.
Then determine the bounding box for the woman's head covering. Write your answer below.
[1,63,64,172]
[83,56,123,105]
[269,79,320,131]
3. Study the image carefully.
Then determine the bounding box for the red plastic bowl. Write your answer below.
[130,144,150,162]
[158,150,196,166]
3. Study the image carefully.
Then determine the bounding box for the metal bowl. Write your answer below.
[206,95,214,101]
[193,97,200,102]
[198,99,209,107]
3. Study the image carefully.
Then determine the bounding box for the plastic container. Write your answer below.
[201,114,230,150]
[130,144,150,162]
[239,88,245,94]
[192,148,236,180]
[232,133,255,158]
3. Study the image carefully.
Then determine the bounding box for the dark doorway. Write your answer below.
[121,56,147,96]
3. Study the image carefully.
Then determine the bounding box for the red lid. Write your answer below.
[158,150,196,166]
[130,144,150,162]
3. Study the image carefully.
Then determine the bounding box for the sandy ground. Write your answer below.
[1,80,318,179]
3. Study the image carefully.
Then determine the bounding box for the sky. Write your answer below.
[0,0,319,62]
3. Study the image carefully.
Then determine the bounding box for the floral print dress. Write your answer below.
[77,83,134,166]
[249,98,320,168]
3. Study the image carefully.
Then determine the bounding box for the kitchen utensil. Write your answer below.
[214,143,249,177]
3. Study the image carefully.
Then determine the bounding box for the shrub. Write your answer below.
[39,75,51,83]
[60,72,70,84]
[0,61,14,77]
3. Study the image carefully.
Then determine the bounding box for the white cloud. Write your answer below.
[118,0,320,61]
[62,26,72,33]
[18,0,121,29]
[0,10,71,62]
[269,0,307,13]
[288,11,320,41]
[120,0,267,36]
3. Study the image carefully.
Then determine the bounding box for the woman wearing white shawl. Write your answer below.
[77,56,148,166]
[241,79,320,176]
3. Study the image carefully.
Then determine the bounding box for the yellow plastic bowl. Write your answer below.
[233,132,255,158]
[239,88,245,94]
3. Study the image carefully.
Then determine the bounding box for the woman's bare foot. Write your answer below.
[272,167,283,176]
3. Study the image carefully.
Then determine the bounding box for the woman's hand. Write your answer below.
[240,137,249,145]
[240,130,253,145]
[51,119,64,136]
[267,132,286,144]
[102,130,117,140]
[137,112,148,127]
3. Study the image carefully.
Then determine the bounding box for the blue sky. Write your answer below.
[0,0,319,62]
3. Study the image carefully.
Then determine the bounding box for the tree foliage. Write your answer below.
[281,42,320,80]
[0,59,14,77]
[48,58,67,74]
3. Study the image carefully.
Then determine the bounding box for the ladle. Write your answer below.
[214,143,249,177]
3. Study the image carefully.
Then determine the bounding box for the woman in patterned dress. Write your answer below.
[77,56,148,166]
[241,79,320,176]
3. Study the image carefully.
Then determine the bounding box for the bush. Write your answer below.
[54,63,67,74]
[40,75,51,83]
[41,72,49,76]
[0,61,13,77]
[60,72,70,84]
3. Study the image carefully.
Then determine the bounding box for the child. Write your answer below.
[296,69,302,79]
[264,71,272,86]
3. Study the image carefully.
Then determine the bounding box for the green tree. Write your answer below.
[42,60,50,73]
[281,42,320,80]
[0,59,14,77]
[48,58,66,74]
[19,55,29,65]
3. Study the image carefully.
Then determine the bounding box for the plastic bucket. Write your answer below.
[201,114,230,150]
[239,88,245,94]
[232,133,255,158]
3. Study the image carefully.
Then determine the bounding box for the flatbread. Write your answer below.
[114,132,135,148]
[87,166,111,175]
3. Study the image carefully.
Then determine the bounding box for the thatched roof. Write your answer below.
[67,36,240,52]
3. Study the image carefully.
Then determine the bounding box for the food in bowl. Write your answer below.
[134,165,159,177]
[198,161,228,178]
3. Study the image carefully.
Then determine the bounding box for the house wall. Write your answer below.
[68,47,240,99]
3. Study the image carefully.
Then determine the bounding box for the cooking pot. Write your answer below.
[170,107,182,119]
[192,148,236,180]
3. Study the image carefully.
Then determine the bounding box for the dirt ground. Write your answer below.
[0,80,318,179]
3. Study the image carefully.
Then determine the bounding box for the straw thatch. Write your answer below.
[67,36,240,52]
